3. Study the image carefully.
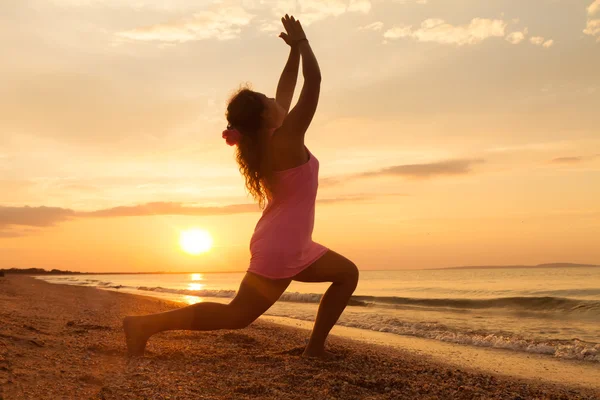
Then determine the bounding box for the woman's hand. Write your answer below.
[279,14,307,46]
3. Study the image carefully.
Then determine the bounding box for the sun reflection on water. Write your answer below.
[184,273,206,303]
[184,296,203,305]
[188,273,205,291]
[191,273,203,281]
[188,283,205,291]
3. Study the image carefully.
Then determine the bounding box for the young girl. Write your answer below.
[124,15,359,359]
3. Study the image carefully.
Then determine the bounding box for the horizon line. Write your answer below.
[3,262,599,275]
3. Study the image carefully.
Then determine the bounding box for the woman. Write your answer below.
[124,15,359,359]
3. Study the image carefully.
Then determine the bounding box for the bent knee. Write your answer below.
[340,260,359,287]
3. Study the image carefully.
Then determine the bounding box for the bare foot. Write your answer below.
[123,316,149,357]
[302,348,337,361]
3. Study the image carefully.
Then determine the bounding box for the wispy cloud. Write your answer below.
[0,196,372,237]
[383,18,506,46]
[487,141,572,154]
[549,155,600,164]
[291,0,372,25]
[322,159,484,186]
[550,156,583,164]
[0,206,75,229]
[48,0,198,10]
[0,230,27,238]
[542,39,554,48]
[348,0,371,13]
[359,21,384,31]
[117,0,373,42]
[530,36,544,45]
[505,30,527,44]
[117,7,255,43]
[0,206,75,227]
[259,21,280,32]
[528,36,553,48]
[359,159,485,179]
[584,1,600,41]
[79,202,259,218]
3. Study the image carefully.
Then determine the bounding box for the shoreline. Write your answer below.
[263,316,600,389]
[1,276,599,399]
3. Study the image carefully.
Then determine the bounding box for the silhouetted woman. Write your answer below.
[124,14,359,359]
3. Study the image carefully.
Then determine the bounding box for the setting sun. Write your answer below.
[179,229,213,255]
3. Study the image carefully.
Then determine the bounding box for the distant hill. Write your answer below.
[0,268,81,275]
[441,263,599,270]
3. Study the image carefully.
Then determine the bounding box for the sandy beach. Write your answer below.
[1,276,598,400]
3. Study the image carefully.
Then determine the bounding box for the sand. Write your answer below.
[0,276,598,400]
[263,316,600,389]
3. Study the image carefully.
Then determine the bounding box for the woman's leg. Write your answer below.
[292,250,359,357]
[123,272,291,356]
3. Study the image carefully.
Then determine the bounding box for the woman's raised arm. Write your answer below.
[277,17,321,145]
[275,37,300,113]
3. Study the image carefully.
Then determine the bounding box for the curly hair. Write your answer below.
[226,87,273,209]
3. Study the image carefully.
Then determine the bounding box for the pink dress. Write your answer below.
[248,148,328,279]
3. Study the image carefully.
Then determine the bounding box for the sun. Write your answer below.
[179,228,213,255]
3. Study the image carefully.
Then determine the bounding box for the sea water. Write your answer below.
[37,267,600,362]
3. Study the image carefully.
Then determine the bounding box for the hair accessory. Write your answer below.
[222,128,242,146]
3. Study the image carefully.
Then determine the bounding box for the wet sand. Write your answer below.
[0,276,598,399]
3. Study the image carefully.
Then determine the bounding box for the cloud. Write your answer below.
[0,196,371,237]
[359,159,485,179]
[505,29,553,47]
[542,39,554,48]
[584,19,600,40]
[530,36,544,45]
[383,26,413,39]
[117,7,255,42]
[583,1,600,41]
[323,159,485,186]
[550,157,583,164]
[259,21,280,32]
[359,21,384,31]
[291,0,372,25]
[348,0,371,13]
[0,206,75,228]
[529,36,554,48]
[549,155,600,164]
[48,0,198,10]
[487,141,572,153]
[117,0,373,42]
[0,230,26,238]
[588,0,600,16]
[505,30,526,44]
[383,18,507,46]
[79,202,259,218]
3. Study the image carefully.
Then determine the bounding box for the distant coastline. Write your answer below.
[0,268,82,276]
[434,263,600,271]
[2,262,599,276]
[0,268,245,275]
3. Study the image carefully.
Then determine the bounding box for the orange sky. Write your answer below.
[1,0,599,272]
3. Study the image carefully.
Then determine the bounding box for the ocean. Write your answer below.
[36,267,600,362]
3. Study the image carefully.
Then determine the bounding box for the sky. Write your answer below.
[1,0,599,272]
